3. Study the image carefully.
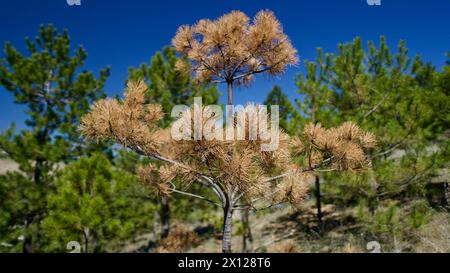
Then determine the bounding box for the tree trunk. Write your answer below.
[227,81,233,105]
[22,209,35,253]
[160,195,170,239]
[222,80,238,253]
[315,176,323,224]
[222,207,233,253]
[82,227,90,253]
[226,81,234,130]
[241,210,253,252]
[444,182,450,210]
[92,231,101,253]
[22,233,33,253]
[34,159,43,185]
[22,159,45,253]
[368,197,376,216]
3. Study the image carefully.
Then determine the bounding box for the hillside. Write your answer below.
[120,200,450,253]
[0,159,18,175]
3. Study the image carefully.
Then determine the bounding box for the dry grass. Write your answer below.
[154,224,201,253]
[267,240,301,253]
[413,212,450,253]
[340,243,365,253]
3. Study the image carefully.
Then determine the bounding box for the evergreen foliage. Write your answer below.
[0,25,110,252]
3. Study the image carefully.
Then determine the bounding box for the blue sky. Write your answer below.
[1,0,449,130]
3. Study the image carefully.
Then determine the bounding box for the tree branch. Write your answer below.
[363,86,391,119]
[232,56,290,82]
[168,182,222,208]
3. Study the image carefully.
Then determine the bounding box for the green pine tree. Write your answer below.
[263,85,299,134]
[0,25,110,252]
[295,37,449,222]
[42,153,153,253]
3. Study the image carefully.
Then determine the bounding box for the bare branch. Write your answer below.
[232,56,289,82]
[373,142,402,158]
[363,87,391,119]
[168,182,222,208]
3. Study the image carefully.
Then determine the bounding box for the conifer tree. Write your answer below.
[295,37,449,217]
[42,154,151,253]
[80,10,375,253]
[171,11,298,252]
[0,25,109,252]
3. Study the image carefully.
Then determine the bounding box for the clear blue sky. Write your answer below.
[1,0,449,130]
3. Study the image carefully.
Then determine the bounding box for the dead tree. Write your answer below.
[80,10,376,253]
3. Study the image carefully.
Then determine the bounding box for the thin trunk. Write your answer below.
[315,176,323,224]
[22,224,33,254]
[226,81,234,129]
[241,210,253,252]
[34,159,43,185]
[368,197,376,216]
[227,81,233,105]
[83,227,90,253]
[152,210,158,236]
[368,181,379,216]
[222,207,233,253]
[221,80,237,253]
[444,182,450,210]
[23,159,44,253]
[160,195,170,239]
[92,232,101,253]
[23,237,32,253]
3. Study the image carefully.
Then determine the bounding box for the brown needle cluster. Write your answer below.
[170,103,296,204]
[172,10,298,86]
[138,163,173,197]
[299,122,376,171]
[80,81,166,156]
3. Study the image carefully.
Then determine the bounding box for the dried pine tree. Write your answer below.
[172,9,299,252]
[80,10,376,253]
